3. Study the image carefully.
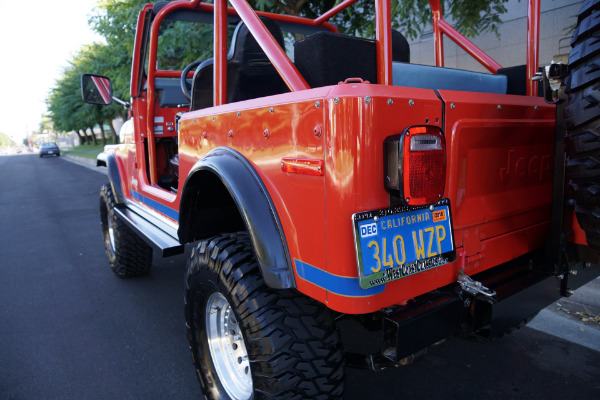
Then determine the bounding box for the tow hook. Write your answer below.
[458,269,496,298]
[457,269,496,338]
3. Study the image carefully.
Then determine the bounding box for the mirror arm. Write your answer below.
[112,96,131,109]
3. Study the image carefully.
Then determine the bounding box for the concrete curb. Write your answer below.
[62,154,107,175]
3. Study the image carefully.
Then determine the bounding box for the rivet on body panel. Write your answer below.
[314,125,322,139]
[387,98,393,105]
[409,99,414,106]
[315,101,321,108]
[364,96,371,103]
[263,129,270,139]
[228,130,234,138]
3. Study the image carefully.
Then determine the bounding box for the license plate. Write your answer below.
[352,199,456,289]
[48,151,53,154]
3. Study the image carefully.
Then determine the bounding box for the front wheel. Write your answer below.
[184,233,344,400]
[99,184,152,277]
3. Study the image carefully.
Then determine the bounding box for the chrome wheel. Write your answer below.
[107,215,116,253]
[205,292,252,400]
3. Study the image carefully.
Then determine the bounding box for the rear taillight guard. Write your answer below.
[384,126,446,206]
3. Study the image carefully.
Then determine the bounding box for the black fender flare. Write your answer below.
[178,147,295,289]
[98,152,125,205]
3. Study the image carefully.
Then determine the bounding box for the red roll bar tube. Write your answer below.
[526,0,540,96]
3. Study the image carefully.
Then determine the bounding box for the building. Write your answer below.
[408,0,580,71]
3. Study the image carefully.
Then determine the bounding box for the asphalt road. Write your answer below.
[1,153,599,400]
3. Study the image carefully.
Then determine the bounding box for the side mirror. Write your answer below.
[81,74,113,105]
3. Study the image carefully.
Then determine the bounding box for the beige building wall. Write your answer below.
[407,0,581,72]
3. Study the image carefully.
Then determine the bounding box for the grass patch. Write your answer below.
[62,151,100,160]
[62,143,111,160]
[65,143,107,152]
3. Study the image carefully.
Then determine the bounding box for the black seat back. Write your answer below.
[293,30,411,88]
[391,30,410,63]
[190,16,288,111]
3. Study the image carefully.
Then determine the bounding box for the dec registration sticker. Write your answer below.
[352,199,456,289]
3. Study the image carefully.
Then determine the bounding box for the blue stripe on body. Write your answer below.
[295,259,385,297]
[130,190,179,221]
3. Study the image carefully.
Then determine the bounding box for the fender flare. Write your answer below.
[178,147,295,289]
[98,152,125,205]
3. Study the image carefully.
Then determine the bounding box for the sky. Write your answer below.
[0,0,103,141]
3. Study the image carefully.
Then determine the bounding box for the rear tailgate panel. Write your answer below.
[439,90,556,275]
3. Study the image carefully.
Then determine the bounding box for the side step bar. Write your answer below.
[114,206,184,257]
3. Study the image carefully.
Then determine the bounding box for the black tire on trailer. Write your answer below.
[565,0,600,250]
[99,183,152,277]
[184,233,344,400]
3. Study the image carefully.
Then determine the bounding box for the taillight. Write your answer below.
[384,126,446,206]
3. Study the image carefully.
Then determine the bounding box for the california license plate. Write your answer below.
[352,199,456,289]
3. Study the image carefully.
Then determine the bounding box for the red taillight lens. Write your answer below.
[402,126,446,205]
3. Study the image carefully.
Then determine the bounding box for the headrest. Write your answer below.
[228,16,285,74]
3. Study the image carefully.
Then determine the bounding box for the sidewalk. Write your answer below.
[528,276,600,352]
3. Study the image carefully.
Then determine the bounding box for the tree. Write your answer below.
[47,43,124,145]
[0,132,13,148]
[47,0,511,140]
[250,0,510,39]
[89,0,148,99]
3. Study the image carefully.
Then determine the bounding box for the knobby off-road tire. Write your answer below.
[184,233,344,400]
[565,0,600,250]
[99,184,152,277]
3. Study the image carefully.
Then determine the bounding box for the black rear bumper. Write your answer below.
[341,252,600,369]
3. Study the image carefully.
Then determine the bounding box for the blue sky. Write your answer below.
[0,0,103,141]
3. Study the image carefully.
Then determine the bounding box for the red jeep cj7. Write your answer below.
[81,0,600,398]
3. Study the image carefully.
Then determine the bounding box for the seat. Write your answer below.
[293,30,411,88]
[391,29,410,63]
[391,64,507,94]
[190,16,288,111]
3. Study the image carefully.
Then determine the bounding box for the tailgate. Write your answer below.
[439,90,556,275]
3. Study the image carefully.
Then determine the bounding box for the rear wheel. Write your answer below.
[565,0,600,250]
[184,233,344,400]
[99,184,152,277]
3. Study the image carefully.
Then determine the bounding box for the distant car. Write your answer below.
[40,142,60,157]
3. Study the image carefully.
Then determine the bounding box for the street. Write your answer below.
[1,153,599,399]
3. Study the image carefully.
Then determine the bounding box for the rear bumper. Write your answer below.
[341,252,600,369]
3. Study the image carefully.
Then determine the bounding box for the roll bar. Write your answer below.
[141,0,541,184]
